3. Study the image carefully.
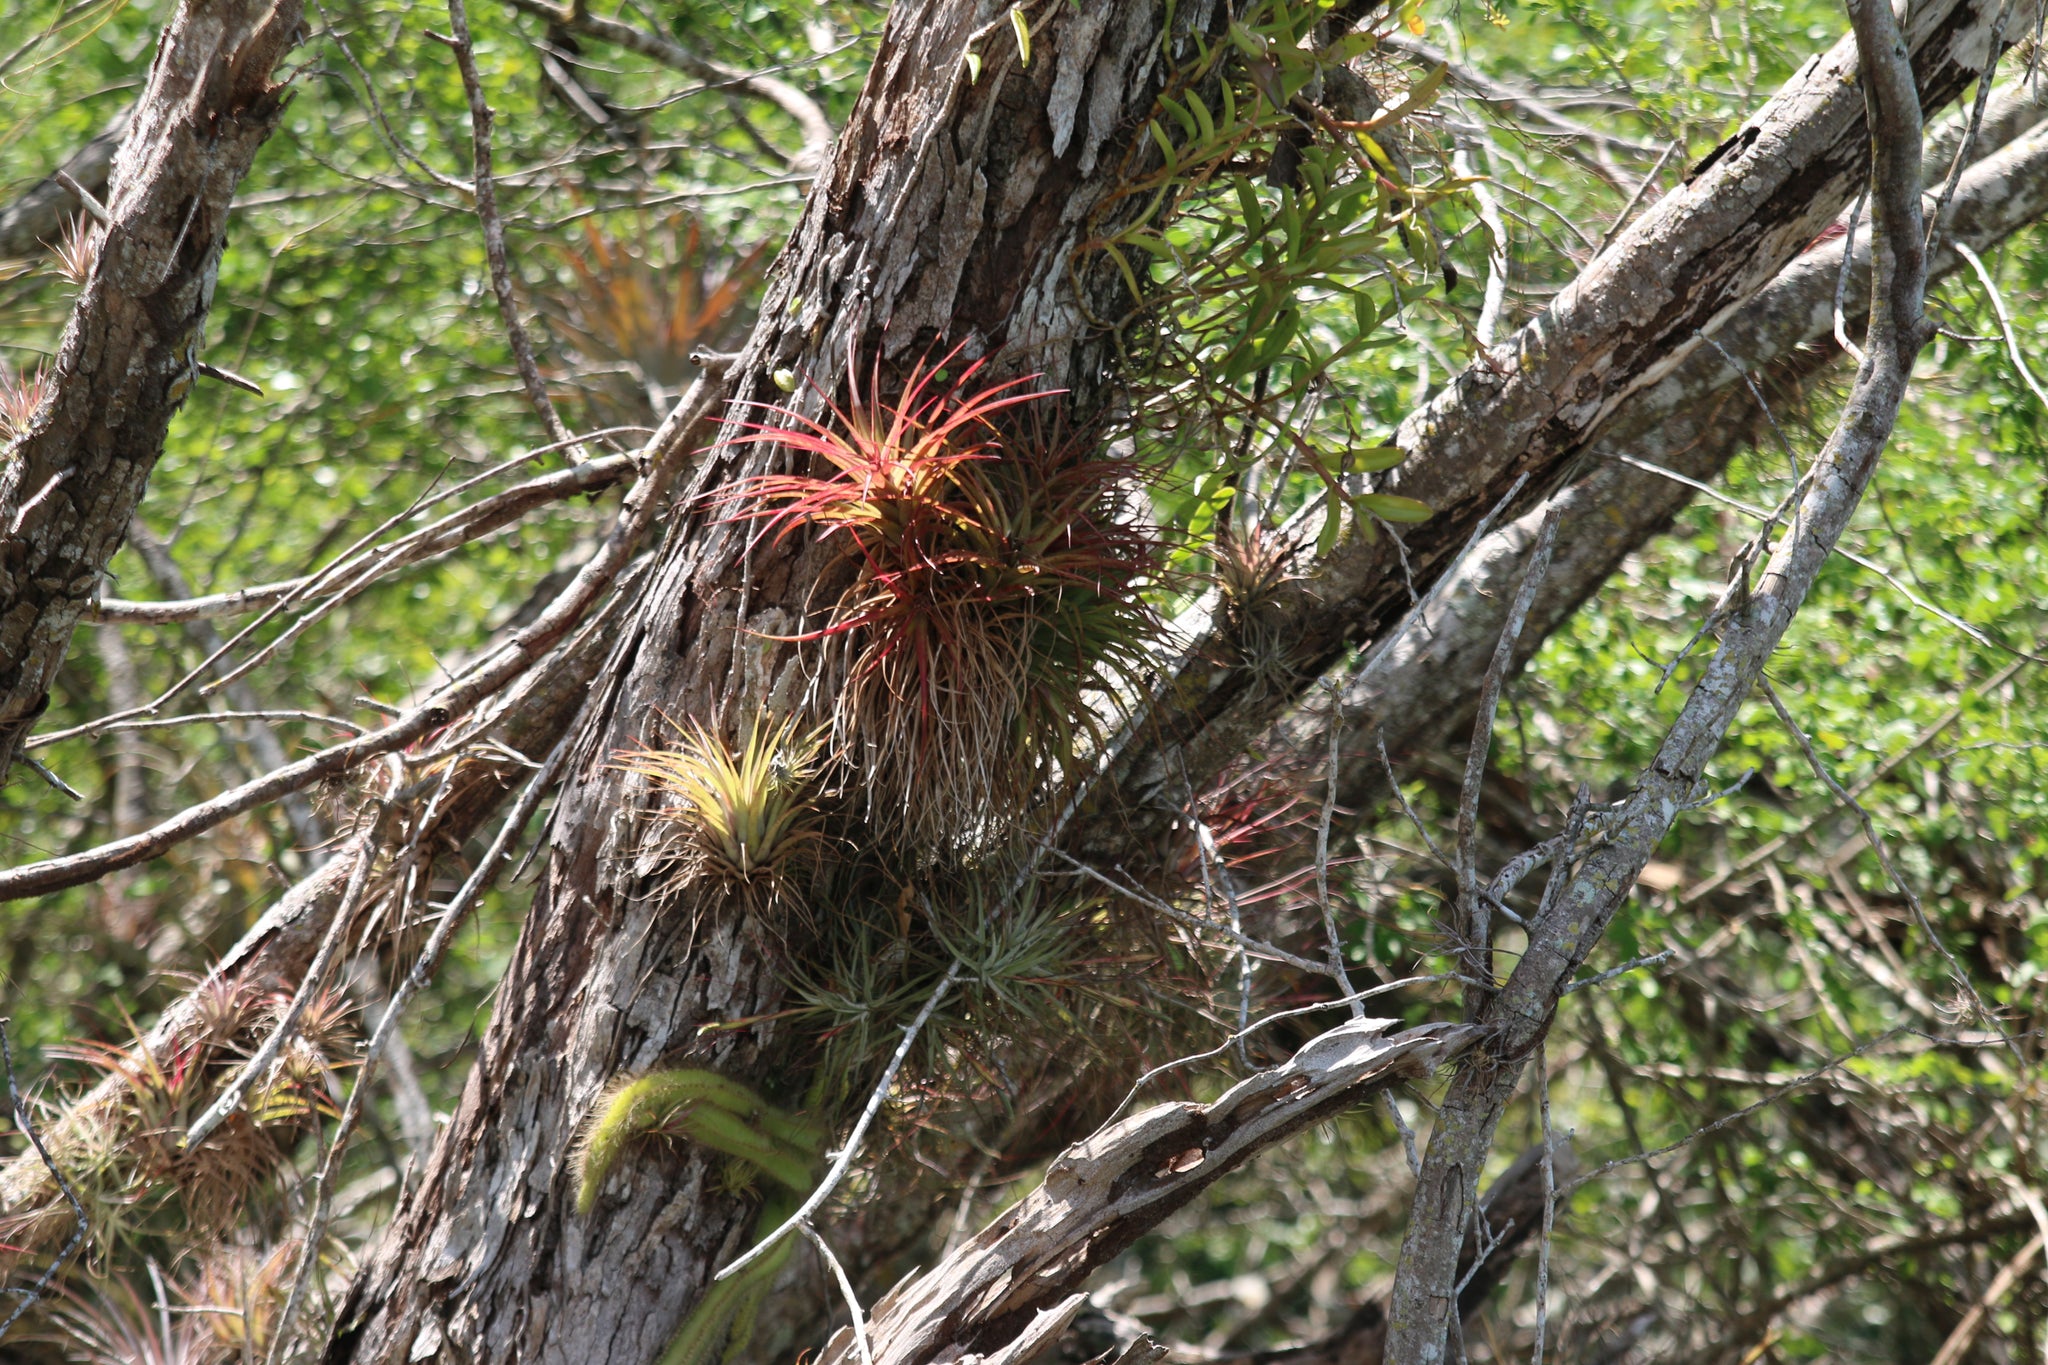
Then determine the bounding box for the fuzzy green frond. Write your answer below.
[572,1069,823,1214]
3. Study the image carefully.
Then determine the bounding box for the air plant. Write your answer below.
[611,713,825,909]
[726,351,1161,848]
[49,213,100,286]
[1212,522,1305,694]
[31,978,354,1256]
[45,1269,214,1365]
[538,211,769,421]
[189,1240,299,1362]
[0,361,52,441]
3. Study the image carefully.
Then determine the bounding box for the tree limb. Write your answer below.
[1380,0,1933,1352]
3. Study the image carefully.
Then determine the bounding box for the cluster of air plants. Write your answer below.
[727,352,1162,849]
[42,1241,299,1365]
[7,975,354,1267]
[611,713,827,912]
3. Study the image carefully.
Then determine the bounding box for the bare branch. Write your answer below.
[812,1020,1476,1365]
[505,0,834,172]
[436,0,582,461]
[0,380,708,900]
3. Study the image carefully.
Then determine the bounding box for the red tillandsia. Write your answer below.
[720,348,1161,851]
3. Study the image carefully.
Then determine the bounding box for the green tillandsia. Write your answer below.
[572,1068,824,1213]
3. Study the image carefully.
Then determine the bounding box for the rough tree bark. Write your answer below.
[0,0,302,782]
[322,2,1220,1358]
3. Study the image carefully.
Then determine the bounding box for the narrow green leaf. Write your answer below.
[1356,492,1434,522]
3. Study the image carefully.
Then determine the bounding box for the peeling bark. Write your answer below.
[0,0,303,781]
[1312,94,2048,813]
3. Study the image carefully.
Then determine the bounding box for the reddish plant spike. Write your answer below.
[714,346,1161,848]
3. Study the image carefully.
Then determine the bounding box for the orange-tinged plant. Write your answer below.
[726,350,1161,848]
[541,211,769,420]
[0,361,51,441]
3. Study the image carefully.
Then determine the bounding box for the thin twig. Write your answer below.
[1834,191,1868,364]
[1562,949,1674,994]
[1318,685,1363,1018]
[1050,851,1338,978]
[1385,1089,1422,1177]
[1925,0,2019,254]
[716,960,966,1282]
[1557,1031,1900,1198]
[1954,240,2048,412]
[0,1020,87,1344]
[800,1221,874,1365]
[1456,505,1562,1004]
[1761,679,2020,1061]
[439,0,582,460]
[1531,1039,1556,1365]
[1192,820,1254,1066]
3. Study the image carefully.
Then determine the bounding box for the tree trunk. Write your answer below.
[0,0,301,781]
[323,2,1207,1358]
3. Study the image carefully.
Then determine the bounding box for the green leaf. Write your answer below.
[1350,445,1406,472]
[1010,6,1032,67]
[1233,177,1265,237]
[1147,119,1178,173]
[1356,492,1433,523]
[1352,290,1379,335]
[1187,91,1216,147]
[1322,30,1377,63]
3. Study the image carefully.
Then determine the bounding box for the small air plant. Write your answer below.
[612,713,825,910]
[726,349,1160,849]
[46,1270,215,1365]
[48,213,101,286]
[0,361,52,442]
[1213,522,1305,694]
[540,211,769,421]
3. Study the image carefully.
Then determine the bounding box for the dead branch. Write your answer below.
[813,1020,1475,1365]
